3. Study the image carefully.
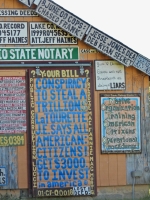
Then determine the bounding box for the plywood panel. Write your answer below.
[5,0,14,8]
[108,155,118,185]
[18,134,28,188]
[0,70,26,76]
[99,154,109,186]
[0,147,18,189]
[94,91,100,186]
[0,0,4,8]
[126,67,150,185]
[117,155,126,185]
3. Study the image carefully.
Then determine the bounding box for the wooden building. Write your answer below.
[0,0,150,199]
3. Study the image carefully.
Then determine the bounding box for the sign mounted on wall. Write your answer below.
[100,93,141,153]
[0,167,7,186]
[30,22,77,44]
[0,9,38,16]
[0,22,28,44]
[0,77,26,134]
[19,0,34,7]
[84,27,138,67]
[0,47,79,61]
[35,0,90,40]
[95,60,125,90]
[29,66,96,197]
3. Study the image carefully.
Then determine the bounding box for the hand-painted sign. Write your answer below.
[100,93,141,153]
[30,22,77,44]
[0,9,38,16]
[0,22,28,44]
[0,134,25,146]
[85,27,138,67]
[0,77,26,134]
[19,0,34,7]
[0,47,79,61]
[29,67,96,197]
[133,54,150,76]
[0,167,7,186]
[95,60,125,90]
[36,0,90,40]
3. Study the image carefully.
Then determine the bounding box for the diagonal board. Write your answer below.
[19,0,34,7]
[18,0,150,75]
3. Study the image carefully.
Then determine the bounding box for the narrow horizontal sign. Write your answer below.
[0,47,79,61]
[0,134,25,146]
[36,0,89,40]
[0,9,38,16]
[85,27,138,67]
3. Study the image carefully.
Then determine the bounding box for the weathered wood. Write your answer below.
[126,67,150,185]
[0,147,18,189]
[0,70,25,76]
[18,134,28,189]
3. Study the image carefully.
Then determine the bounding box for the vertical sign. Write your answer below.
[29,67,96,197]
[0,77,26,134]
[100,93,141,153]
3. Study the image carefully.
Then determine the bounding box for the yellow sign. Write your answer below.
[0,134,25,146]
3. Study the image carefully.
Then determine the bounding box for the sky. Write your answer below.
[54,0,150,59]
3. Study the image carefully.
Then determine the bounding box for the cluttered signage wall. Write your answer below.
[29,67,96,197]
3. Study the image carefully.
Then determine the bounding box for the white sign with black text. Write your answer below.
[0,22,28,44]
[30,22,77,44]
[19,0,34,7]
[95,60,125,90]
[0,9,38,16]
[36,0,90,40]
[85,27,138,67]
[0,167,7,186]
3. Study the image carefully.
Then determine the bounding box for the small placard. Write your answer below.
[0,9,38,16]
[30,22,77,44]
[0,167,7,186]
[95,60,125,90]
[0,22,28,44]
[0,134,25,146]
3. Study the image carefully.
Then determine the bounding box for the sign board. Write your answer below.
[0,167,7,186]
[100,93,141,153]
[133,54,150,76]
[29,67,96,197]
[30,22,77,44]
[0,77,26,134]
[0,9,38,16]
[0,134,25,146]
[84,27,138,67]
[19,0,34,7]
[36,0,90,40]
[0,47,79,61]
[0,22,28,44]
[95,60,125,90]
